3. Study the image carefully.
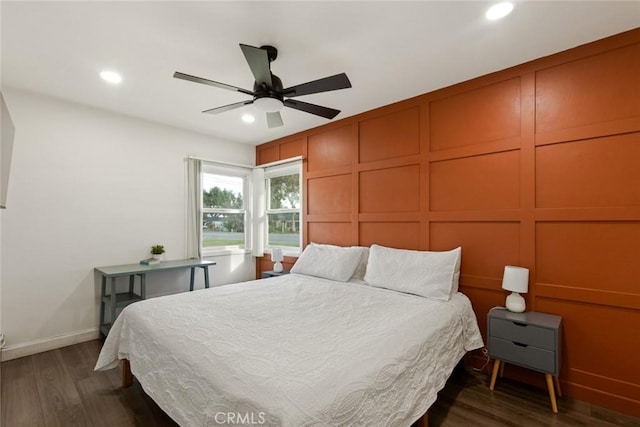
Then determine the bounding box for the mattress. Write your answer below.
[95,273,483,426]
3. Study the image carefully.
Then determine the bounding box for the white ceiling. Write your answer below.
[2,1,639,146]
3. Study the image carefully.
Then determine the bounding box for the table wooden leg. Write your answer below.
[204,266,210,288]
[189,267,195,291]
[139,274,146,299]
[110,277,117,325]
[128,274,134,295]
[499,360,505,378]
[99,275,106,336]
[554,375,562,397]
[545,373,559,413]
[489,359,501,391]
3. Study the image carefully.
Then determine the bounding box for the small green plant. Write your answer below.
[151,245,165,255]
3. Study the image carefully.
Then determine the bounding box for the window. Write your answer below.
[201,163,251,254]
[265,163,301,253]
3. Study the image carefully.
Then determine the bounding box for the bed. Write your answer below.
[95,244,483,426]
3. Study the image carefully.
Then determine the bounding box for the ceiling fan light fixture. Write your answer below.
[254,96,283,112]
[174,43,352,128]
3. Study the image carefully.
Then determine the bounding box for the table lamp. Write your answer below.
[272,247,284,273]
[502,265,529,312]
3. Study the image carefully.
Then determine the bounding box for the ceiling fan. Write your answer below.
[174,44,352,128]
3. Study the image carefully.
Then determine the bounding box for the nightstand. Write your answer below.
[261,270,290,279]
[488,308,562,413]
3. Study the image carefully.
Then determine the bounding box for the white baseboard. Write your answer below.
[1,328,100,361]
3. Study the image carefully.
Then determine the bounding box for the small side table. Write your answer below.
[487,308,562,413]
[261,270,290,279]
[95,259,215,337]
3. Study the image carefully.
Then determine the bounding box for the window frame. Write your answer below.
[264,162,302,256]
[201,162,252,256]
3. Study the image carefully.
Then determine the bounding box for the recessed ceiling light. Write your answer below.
[486,2,514,20]
[241,113,255,124]
[100,70,122,84]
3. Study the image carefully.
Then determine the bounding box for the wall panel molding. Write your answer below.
[257,29,640,417]
[359,106,420,163]
[257,144,279,165]
[429,77,521,151]
[566,368,640,405]
[536,297,640,413]
[359,164,420,213]
[430,150,521,212]
[534,117,640,146]
[534,207,640,222]
[307,174,352,215]
[459,275,503,291]
[536,285,640,311]
[359,221,421,249]
[355,155,421,172]
[429,137,520,162]
[535,43,640,133]
[358,212,421,222]
[305,213,352,223]
[305,165,353,180]
[428,210,521,221]
[535,134,640,209]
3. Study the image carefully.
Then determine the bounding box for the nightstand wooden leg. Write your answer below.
[554,375,562,397]
[489,359,501,391]
[499,361,505,378]
[545,373,559,413]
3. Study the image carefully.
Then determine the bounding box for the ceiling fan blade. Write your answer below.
[282,73,351,97]
[239,44,272,87]
[266,111,284,128]
[174,72,254,96]
[202,100,253,115]
[284,99,340,120]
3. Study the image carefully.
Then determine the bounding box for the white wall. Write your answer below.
[0,192,2,418]
[0,88,257,360]
[1,91,15,353]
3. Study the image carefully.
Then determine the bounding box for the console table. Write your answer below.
[95,259,216,337]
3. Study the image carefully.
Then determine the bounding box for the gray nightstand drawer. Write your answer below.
[490,317,555,351]
[489,336,556,374]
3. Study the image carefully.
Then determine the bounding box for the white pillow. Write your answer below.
[364,244,461,301]
[351,246,370,281]
[291,243,363,282]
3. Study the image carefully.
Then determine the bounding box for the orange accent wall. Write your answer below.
[256,29,640,416]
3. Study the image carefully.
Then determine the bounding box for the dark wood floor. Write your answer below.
[2,340,638,426]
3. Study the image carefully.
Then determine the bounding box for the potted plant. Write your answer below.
[151,244,165,261]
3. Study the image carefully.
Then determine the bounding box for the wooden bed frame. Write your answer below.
[120,359,429,426]
[122,359,133,388]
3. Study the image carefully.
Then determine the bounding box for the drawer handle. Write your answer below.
[513,322,528,327]
[513,341,528,348]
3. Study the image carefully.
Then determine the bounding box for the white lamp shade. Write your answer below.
[271,248,284,262]
[502,265,529,293]
[272,248,284,273]
[502,265,529,312]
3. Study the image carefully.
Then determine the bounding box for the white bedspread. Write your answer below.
[95,274,483,426]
